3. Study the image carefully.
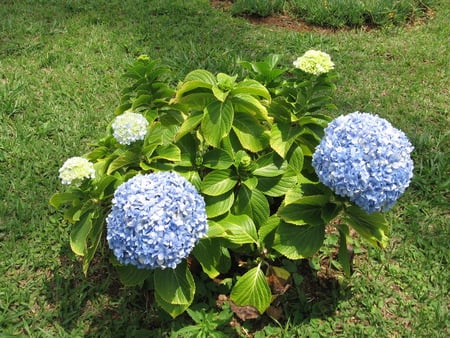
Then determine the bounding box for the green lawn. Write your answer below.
[0,0,448,336]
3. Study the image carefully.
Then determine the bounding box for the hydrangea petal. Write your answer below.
[293,50,335,75]
[106,172,208,269]
[59,157,95,186]
[312,112,414,213]
[112,111,149,145]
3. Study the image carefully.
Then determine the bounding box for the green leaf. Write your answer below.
[115,264,152,286]
[175,111,203,142]
[231,80,271,100]
[258,215,281,244]
[287,144,304,173]
[82,215,104,275]
[233,185,269,227]
[131,94,152,110]
[253,152,287,177]
[230,264,271,314]
[273,222,325,259]
[232,93,271,122]
[204,191,235,218]
[86,146,109,161]
[201,100,234,147]
[155,143,181,162]
[192,238,225,278]
[206,220,227,238]
[217,73,237,90]
[232,113,269,152]
[155,291,190,318]
[277,196,329,226]
[70,212,93,256]
[202,148,234,169]
[212,85,229,102]
[154,261,195,305]
[344,206,389,248]
[256,169,297,197]
[337,225,352,277]
[92,175,117,199]
[184,69,217,84]
[219,214,258,245]
[107,151,140,175]
[49,191,83,209]
[201,169,238,196]
[270,122,301,158]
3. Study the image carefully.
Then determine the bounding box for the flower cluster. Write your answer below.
[112,111,149,145]
[59,157,95,186]
[293,50,335,75]
[312,112,414,213]
[106,172,208,269]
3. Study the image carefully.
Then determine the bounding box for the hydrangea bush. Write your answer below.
[50,52,413,318]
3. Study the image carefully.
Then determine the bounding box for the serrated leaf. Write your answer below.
[82,215,104,275]
[256,169,297,197]
[175,111,203,142]
[201,100,234,147]
[231,79,271,100]
[232,93,271,122]
[253,152,287,177]
[206,220,227,238]
[155,143,181,161]
[220,214,258,245]
[184,69,217,84]
[115,264,152,286]
[204,190,235,218]
[270,122,301,158]
[277,196,329,227]
[273,222,325,259]
[155,292,190,318]
[258,215,282,243]
[232,113,269,152]
[49,191,83,208]
[192,238,225,278]
[287,144,304,173]
[154,261,195,305]
[230,264,271,314]
[107,151,140,175]
[338,225,352,277]
[70,212,93,256]
[233,185,269,227]
[201,169,238,196]
[202,148,234,169]
[344,206,389,248]
[212,85,229,102]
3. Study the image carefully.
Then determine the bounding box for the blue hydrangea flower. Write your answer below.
[106,172,208,269]
[312,112,414,213]
[112,111,149,145]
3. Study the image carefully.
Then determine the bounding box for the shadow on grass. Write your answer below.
[242,259,351,334]
[44,243,175,337]
[45,242,350,336]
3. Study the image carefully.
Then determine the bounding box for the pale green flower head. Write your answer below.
[137,54,150,61]
[112,111,149,145]
[293,50,335,75]
[59,157,95,186]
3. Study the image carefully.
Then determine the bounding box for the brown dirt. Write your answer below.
[210,0,342,34]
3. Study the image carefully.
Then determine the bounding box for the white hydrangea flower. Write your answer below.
[293,50,335,75]
[59,157,95,186]
[112,111,149,145]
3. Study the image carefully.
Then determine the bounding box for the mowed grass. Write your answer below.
[0,0,448,336]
